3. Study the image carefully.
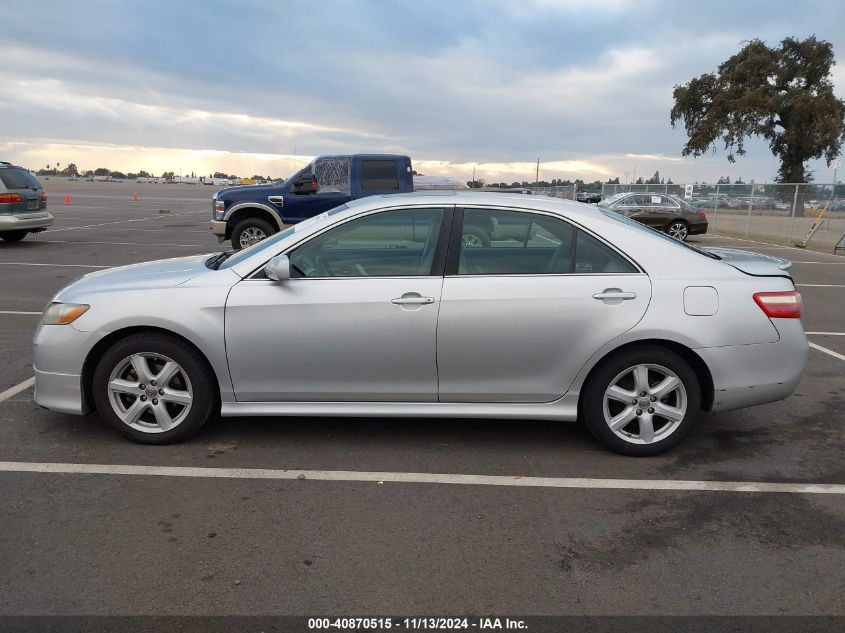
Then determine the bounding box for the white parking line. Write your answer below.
[37,240,212,248]
[45,210,207,232]
[705,233,845,259]
[809,342,845,362]
[0,378,35,403]
[0,461,841,494]
[0,262,110,268]
[0,311,40,315]
[806,331,845,336]
[790,261,845,265]
[796,284,845,288]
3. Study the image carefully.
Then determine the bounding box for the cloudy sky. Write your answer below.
[2,0,845,183]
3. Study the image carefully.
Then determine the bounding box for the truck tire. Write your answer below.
[0,231,28,242]
[232,218,275,250]
[462,224,490,248]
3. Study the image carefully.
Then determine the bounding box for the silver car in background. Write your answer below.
[32,192,808,455]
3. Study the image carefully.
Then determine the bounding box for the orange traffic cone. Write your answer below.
[133,193,139,202]
[64,194,71,205]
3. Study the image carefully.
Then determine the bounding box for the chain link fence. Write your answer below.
[599,182,845,252]
[531,185,577,200]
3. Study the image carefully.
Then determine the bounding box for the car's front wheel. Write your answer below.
[92,333,217,444]
[581,345,701,456]
[0,231,28,242]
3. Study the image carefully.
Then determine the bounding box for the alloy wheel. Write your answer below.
[668,222,688,240]
[239,226,267,248]
[602,363,687,444]
[107,353,194,433]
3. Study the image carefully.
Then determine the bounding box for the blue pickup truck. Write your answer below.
[211,154,413,249]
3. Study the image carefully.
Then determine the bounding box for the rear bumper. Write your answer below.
[698,319,808,412]
[0,211,54,231]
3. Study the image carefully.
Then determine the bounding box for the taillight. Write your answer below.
[0,193,23,203]
[40,192,48,202]
[753,291,802,318]
[696,210,707,218]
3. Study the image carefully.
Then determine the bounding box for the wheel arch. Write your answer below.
[224,203,284,238]
[82,326,221,414]
[577,338,714,415]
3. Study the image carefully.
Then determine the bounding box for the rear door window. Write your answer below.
[0,168,42,190]
[361,160,399,190]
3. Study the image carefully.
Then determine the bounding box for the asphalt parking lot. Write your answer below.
[0,181,843,617]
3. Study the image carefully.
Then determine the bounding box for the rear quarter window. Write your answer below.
[0,168,42,190]
[361,160,399,190]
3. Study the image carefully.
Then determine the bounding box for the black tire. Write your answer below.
[0,231,28,242]
[231,217,276,250]
[666,219,689,241]
[462,224,490,248]
[92,333,217,444]
[580,345,701,456]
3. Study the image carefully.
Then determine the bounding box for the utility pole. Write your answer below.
[472,164,476,188]
[535,157,540,188]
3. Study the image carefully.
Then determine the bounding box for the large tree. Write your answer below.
[671,36,845,207]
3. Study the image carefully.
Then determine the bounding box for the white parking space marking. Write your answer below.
[0,262,110,268]
[45,210,207,232]
[796,284,845,288]
[806,331,845,336]
[704,233,845,260]
[38,239,211,248]
[809,342,845,362]
[0,461,842,494]
[0,311,40,315]
[0,378,35,403]
[790,261,845,265]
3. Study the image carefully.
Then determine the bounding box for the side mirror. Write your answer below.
[264,254,290,282]
[292,174,318,195]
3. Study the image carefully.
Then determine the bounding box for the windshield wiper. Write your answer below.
[206,251,233,270]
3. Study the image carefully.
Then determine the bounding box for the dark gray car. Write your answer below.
[598,192,707,241]
[0,162,53,242]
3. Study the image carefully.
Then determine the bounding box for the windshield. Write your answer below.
[0,168,42,190]
[600,209,721,260]
[217,204,350,270]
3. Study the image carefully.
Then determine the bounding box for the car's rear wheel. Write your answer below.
[93,333,216,444]
[0,231,28,242]
[667,220,689,241]
[232,217,275,250]
[581,345,700,456]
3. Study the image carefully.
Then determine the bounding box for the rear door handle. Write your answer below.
[391,295,435,305]
[593,290,637,301]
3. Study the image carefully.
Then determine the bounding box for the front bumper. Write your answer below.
[0,211,54,231]
[32,323,109,415]
[699,318,808,412]
[210,220,227,236]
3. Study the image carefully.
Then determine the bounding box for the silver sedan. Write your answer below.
[32,192,808,455]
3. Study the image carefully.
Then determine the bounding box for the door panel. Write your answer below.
[437,275,651,402]
[226,277,442,401]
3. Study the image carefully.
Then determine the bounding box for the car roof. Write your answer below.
[341,190,604,219]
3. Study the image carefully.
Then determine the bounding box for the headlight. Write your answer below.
[42,302,90,325]
[214,200,225,219]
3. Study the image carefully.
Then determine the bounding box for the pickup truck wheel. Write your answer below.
[462,224,490,248]
[0,231,28,242]
[232,218,275,250]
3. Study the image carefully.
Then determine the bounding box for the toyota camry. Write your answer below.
[33,192,808,455]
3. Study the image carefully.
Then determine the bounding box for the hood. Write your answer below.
[703,247,792,277]
[57,253,215,300]
[216,183,283,200]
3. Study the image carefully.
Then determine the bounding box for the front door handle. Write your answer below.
[593,289,637,301]
[391,294,435,305]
